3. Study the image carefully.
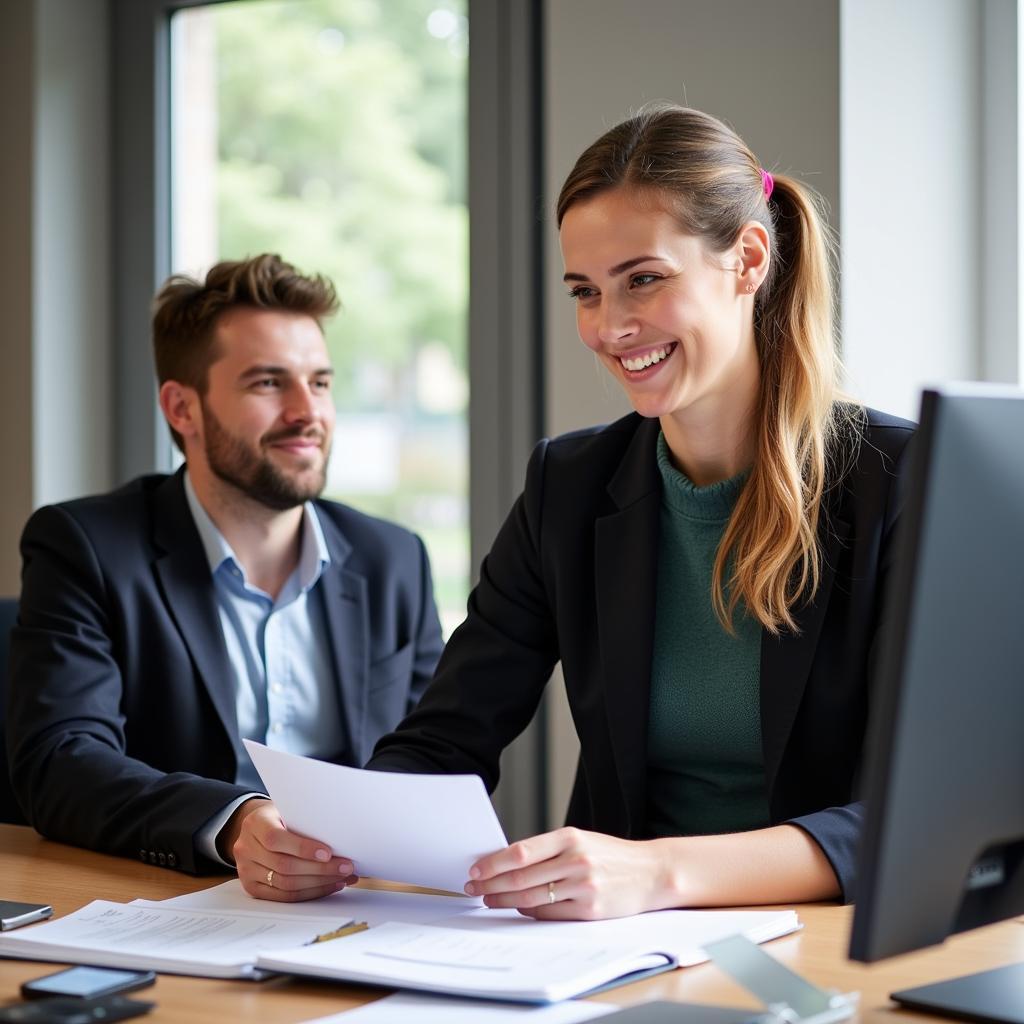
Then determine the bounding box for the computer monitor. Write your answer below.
[849,384,1024,1023]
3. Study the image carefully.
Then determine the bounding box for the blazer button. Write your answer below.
[167,853,177,868]
[158,852,167,866]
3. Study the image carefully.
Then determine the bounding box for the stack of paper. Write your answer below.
[0,879,476,979]
[0,900,346,978]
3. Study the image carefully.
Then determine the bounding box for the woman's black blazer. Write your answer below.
[370,408,916,900]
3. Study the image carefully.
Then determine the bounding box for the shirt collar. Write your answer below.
[184,471,331,592]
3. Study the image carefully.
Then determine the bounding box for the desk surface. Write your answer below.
[2,825,1023,1022]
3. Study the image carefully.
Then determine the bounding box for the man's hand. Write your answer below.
[222,799,358,902]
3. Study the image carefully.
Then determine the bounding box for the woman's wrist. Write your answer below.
[646,836,695,909]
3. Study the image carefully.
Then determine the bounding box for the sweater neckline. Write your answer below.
[655,432,750,522]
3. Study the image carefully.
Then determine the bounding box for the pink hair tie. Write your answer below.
[760,168,774,201]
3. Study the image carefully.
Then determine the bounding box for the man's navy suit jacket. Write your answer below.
[6,470,444,873]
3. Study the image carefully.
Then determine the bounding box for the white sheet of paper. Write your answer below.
[439,906,801,966]
[243,740,508,894]
[301,992,620,1023]
[133,878,476,926]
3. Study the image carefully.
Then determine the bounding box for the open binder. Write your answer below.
[256,919,678,1002]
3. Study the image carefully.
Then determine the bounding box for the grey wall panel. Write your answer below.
[544,0,841,440]
[0,0,36,594]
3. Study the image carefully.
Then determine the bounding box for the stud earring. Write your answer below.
[745,283,755,294]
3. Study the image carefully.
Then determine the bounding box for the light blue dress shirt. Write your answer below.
[184,473,342,863]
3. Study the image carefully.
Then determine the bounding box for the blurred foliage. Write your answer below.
[195,0,471,631]
[213,0,468,408]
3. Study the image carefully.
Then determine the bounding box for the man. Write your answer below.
[6,254,444,880]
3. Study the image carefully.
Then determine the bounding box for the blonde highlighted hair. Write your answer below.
[557,104,858,635]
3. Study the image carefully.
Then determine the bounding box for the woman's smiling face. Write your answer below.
[559,187,762,429]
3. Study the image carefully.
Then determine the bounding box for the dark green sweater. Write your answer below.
[646,434,770,838]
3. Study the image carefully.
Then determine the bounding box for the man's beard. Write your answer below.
[201,402,330,512]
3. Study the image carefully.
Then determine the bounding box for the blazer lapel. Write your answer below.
[594,419,662,836]
[760,512,852,794]
[151,472,243,768]
[315,515,368,763]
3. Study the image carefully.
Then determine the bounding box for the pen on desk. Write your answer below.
[310,921,369,944]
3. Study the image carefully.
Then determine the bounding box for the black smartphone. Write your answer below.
[0,901,53,931]
[20,968,155,1001]
[0,995,154,1023]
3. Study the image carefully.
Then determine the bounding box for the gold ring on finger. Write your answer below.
[266,868,275,888]
[548,881,556,904]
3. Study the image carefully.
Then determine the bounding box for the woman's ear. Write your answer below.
[735,220,771,296]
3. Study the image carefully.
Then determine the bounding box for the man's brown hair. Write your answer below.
[152,253,339,451]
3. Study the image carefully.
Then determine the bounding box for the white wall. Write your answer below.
[840,0,992,419]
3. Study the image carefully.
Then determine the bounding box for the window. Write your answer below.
[170,0,469,633]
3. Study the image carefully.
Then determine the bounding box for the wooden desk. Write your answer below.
[2,824,1023,1022]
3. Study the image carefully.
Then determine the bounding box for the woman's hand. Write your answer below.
[464,827,670,920]
[224,799,359,902]
[464,823,841,919]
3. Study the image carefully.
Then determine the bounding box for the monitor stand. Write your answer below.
[891,962,1024,1024]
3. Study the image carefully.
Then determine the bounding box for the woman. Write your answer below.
[231,105,914,917]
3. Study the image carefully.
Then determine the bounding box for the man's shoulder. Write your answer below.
[27,474,176,537]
